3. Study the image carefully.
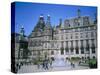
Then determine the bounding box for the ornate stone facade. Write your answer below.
[28,10,97,62]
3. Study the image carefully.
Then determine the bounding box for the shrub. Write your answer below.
[89,59,97,68]
[71,57,81,61]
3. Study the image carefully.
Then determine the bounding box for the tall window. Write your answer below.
[51,42,54,48]
[91,39,95,54]
[91,32,94,37]
[75,33,78,39]
[20,51,23,58]
[66,34,68,39]
[70,41,74,53]
[61,49,64,55]
[81,40,84,54]
[61,41,63,47]
[45,43,47,48]
[71,34,73,39]
[75,40,79,54]
[57,43,59,48]
[86,40,89,52]
[61,42,64,55]
[86,32,88,38]
[65,41,69,54]
[80,33,83,38]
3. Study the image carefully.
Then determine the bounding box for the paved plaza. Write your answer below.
[18,63,89,73]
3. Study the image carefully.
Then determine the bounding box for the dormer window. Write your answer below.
[74,18,79,26]
[64,20,70,27]
[83,17,90,25]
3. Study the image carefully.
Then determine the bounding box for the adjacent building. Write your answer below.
[11,26,29,72]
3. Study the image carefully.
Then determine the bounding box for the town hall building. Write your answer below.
[28,9,97,62]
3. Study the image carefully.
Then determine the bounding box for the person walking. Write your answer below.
[42,60,45,69]
[50,59,52,68]
[45,59,48,70]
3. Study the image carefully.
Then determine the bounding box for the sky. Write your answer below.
[13,2,97,36]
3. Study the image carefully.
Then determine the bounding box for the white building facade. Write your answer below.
[28,10,97,62]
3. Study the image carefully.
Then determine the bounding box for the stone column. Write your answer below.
[73,40,76,55]
[89,39,92,59]
[78,40,81,55]
[64,41,66,55]
[83,40,86,59]
[89,48,92,59]
[68,41,71,59]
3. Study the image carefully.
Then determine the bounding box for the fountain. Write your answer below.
[52,51,71,67]
[52,57,66,67]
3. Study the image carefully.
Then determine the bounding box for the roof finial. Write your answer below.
[40,14,44,18]
[20,25,24,36]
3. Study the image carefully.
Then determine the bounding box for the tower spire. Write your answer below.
[46,14,51,26]
[59,18,63,27]
[77,9,81,18]
[35,14,45,31]
[20,25,25,36]
[47,14,50,21]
